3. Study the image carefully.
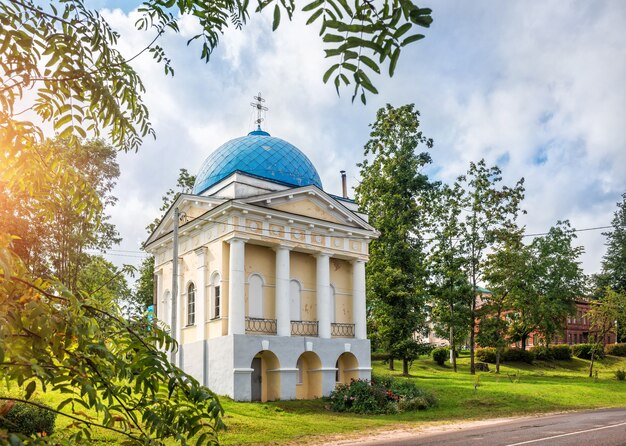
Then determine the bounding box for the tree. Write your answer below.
[0,252,224,446]
[530,221,585,346]
[77,255,133,308]
[586,288,626,377]
[1,138,121,292]
[1,0,433,156]
[355,104,434,376]
[602,193,626,292]
[132,169,197,314]
[455,160,525,374]
[426,183,472,372]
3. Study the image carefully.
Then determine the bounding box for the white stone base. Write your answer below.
[179,335,371,401]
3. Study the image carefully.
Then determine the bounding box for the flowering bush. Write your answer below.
[326,375,436,414]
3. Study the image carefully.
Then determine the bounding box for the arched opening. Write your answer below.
[295,351,322,399]
[248,274,264,318]
[250,350,280,402]
[289,279,301,321]
[187,282,196,326]
[210,272,221,319]
[336,352,359,384]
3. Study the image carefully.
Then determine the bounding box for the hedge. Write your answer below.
[606,343,626,357]
[531,345,572,361]
[0,400,56,437]
[476,347,534,364]
[432,347,449,366]
[572,343,605,360]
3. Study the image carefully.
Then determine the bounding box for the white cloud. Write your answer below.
[95,0,625,277]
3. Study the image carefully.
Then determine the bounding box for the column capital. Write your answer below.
[314,251,332,259]
[272,245,292,252]
[226,236,249,245]
[351,258,366,265]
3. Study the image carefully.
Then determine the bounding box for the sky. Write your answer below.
[88,0,626,278]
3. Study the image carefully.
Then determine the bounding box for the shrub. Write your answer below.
[476,347,497,363]
[0,400,56,437]
[370,351,390,361]
[531,345,572,361]
[432,347,449,366]
[326,375,436,414]
[502,348,535,364]
[572,344,605,360]
[606,343,626,357]
[615,369,626,381]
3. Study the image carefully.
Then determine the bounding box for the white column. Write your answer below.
[195,247,207,342]
[275,246,291,337]
[316,253,331,339]
[228,238,246,335]
[176,258,183,367]
[352,260,367,340]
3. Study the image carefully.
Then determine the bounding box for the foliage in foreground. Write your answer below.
[326,375,436,414]
[0,400,56,438]
[0,247,224,446]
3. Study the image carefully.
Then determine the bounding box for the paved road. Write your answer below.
[332,408,626,446]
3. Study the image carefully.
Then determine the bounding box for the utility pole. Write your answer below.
[171,207,179,364]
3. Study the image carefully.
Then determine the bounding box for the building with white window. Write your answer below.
[144,125,377,401]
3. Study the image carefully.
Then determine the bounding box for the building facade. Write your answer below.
[144,127,377,401]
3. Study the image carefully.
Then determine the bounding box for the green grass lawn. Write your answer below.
[4,354,626,445]
[218,354,626,445]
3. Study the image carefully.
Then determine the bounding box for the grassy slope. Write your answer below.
[219,354,626,445]
[3,355,626,445]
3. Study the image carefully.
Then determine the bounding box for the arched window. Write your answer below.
[187,283,196,326]
[249,274,264,318]
[290,280,301,321]
[211,273,221,319]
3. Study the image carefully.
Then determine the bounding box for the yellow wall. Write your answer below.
[290,251,317,321]
[336,352,359,384]
[257,351,280,402]
[295,352,322,399]
[330,259,353,324]
[244,244,277,320]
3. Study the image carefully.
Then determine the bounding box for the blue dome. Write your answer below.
[193,129,323,194]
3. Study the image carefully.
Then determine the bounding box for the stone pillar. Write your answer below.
[275,246,291,337]
[228,238,246,335]
[316,253,331,339]
[352,260,367,340]
[176,258,183,367]
[195,247,207,342]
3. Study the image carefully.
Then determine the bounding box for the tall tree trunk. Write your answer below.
[450,326,457,373]
[388,357,394,371]
[402,358,409,376]
[521,334,527,350]
[470,301,476,375]
[496,348,501,374]
[588,349,595,378]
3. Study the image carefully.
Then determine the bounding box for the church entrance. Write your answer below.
[251,357,262,401]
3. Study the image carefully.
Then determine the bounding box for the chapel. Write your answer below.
[144,99,377,401]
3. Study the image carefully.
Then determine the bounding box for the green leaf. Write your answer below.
[401,33,424,47]
[394,23,411,39]
[358,55,380,74]
[323,63,340,83]
[389,47,400,77]
[25,381,36,400]
[306,8,324,25]
[323,34,344,43]
[273,4,281,31]
[302,0,324,12]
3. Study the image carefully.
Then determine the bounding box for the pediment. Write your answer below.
[241,186,373,231]
[144,194,225,248]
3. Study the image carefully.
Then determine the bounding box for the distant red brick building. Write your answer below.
[522,300,617,348]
